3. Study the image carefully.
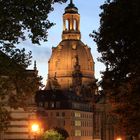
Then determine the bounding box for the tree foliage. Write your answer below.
[0,0,67,45]
[53,127,69,140]
[91,0,140,138]
[42,129,65,140]
[0,107,10,131]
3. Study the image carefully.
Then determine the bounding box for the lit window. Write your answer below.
[75,112,81,117]
[51,102,55,108]
[75,120,81,126]
[75,130,81,136]
[72,44,77,49]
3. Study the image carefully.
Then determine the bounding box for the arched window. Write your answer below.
[73,19,77,30]
[65,19,69,30]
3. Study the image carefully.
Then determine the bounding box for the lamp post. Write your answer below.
[31,123,40,140]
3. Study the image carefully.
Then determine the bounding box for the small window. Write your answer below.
[75,120,81,126]
[72,44,77,50]
[51,102,55,108]
[66,19,69,30]
[75,112,81,117]
[62,112,65,117]
[75,130,81,136]
[73,19,77,30]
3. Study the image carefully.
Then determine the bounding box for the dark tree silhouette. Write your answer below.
[0,0,67,45]
[53,127,69,140]
[91,0,140,139]
[0,0,67,131]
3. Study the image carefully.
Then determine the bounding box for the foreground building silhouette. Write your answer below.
[36,1,115,140]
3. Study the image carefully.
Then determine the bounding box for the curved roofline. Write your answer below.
[64,0,78,14]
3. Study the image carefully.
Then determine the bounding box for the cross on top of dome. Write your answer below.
[69,0,75,7]
[70,0,73,4]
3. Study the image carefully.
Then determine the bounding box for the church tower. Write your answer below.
[46,0,96,94]
[62,0,81,40]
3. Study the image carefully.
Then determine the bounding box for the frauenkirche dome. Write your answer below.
[46,0,96,93]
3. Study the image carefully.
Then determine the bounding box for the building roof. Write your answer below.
[64,0,78,14]
[35,89,93,112]
[35,89,87,103]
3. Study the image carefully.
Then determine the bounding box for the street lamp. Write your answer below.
[31,123,40,140]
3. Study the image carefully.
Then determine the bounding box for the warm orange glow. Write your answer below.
[31,123,39,133]
[116,137,122,140]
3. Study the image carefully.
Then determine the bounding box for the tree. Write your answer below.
[0,0,67,45]
[0,0,67,74]
[91,0,140,138]
[53,127,69,140]
[0,0,67,69]
[0,0,67,131]
[42,129,65,140]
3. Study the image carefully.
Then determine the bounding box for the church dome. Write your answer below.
[47,40,95,90]
[46,0,96,91]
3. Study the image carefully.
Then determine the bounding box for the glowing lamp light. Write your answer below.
[31,123,39,133]
[116,137,122,140]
